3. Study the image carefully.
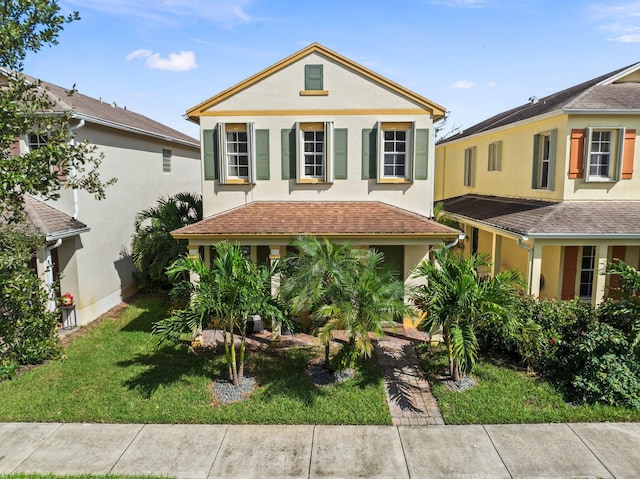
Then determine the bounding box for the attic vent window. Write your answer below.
[300,64,329,96]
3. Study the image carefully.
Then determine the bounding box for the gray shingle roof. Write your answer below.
[442,194,640,237]
[15,71,199,148]
[441,63,640,143]
[19,196,89,239]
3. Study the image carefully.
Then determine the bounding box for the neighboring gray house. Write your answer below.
[13,75,201,325]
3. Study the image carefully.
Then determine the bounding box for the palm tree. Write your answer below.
[153,241,287,385]
[131,192,202,290]
[279,236,357,368]
[412,246,523,381]
[316,249,411,368]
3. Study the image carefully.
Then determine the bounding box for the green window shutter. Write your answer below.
[414,128,429,180]
[547,129,557,191]
[305,64,323,90]
[203,128,218,180]
[334,128,348,179]
[362,128,377,179]
[281,128,296,179]
[255,129,270,180]
[531,134,540,189]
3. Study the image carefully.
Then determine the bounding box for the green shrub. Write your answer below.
[0,227,60,366]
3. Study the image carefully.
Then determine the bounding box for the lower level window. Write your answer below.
[579,246,596,299]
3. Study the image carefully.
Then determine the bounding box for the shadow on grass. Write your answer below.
[119,295,171,333]
[117,343,217,399]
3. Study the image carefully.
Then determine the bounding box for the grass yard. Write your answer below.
[0,295,390,425]
[418,345,640,424]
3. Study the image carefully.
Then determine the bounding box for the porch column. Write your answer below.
[529,243,543,297]
[188,244,200,283]
[594,244,609,306]
[491,234,502,276]
[269,245,283,343]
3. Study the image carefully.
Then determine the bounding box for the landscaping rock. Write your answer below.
[307,361,355,386]
[211,376,257,404]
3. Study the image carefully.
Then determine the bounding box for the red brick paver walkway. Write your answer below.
[374,329,444,426]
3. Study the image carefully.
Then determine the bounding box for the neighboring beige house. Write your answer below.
[13,75,201,325]
[435,62,640,305]
[174,43,460,296]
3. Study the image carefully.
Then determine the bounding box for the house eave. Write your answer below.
[563,108,640,115]
[73,113,199,149]
[45,226,91,242]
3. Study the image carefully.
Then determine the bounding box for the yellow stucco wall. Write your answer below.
[540,245,561,300]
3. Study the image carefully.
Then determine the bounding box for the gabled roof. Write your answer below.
[1,68,198,148]
[186,42,446,122]
[442,194,640,238]
[441,62,640,143]
[21,196,89,240]
[172,201,459,239]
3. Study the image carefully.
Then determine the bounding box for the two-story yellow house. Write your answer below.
[435,63,640,305]
[173,43,460,291]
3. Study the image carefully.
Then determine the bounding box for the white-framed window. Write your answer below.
[487,141,502,171]
[532,129,557,190]
[225,125,249,179]
[463,146,476,186]
[296,121,334,183]
[579,245,596,300]
[27,133,47,151]
[162,149,172,173]
[378,122,412,182]
[585,127,624,182]
[216,122,257,184]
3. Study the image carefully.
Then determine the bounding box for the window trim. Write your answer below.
[463,146,476,187]
[532,129,556,190]
[377,121,413,183]
[487,141,502,172]
[295,121,334,183]
[584,127,625,183]
[216,122,257,184]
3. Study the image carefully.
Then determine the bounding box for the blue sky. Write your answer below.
[24,0,640,139]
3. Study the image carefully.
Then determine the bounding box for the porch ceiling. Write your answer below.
[442,194,640,238]
[172,201,460,240]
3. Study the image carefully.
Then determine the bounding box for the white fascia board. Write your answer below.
[45,227,91,242]
[597,63,640,85]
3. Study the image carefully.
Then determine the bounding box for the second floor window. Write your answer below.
[464,146,476,187]
[302,128,325,178]
[226,127,249,179]
[383,130,407,178]
[162,149,172,173]
[586,128,620,181]
[532,129,557,191]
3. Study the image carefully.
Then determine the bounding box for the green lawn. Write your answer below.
[0,295,390,425]
[418,345,640,424]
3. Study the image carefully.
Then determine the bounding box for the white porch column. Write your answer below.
[594,244,609,305]
[269,245,283,343]
[187,244,201,283]
[529,243,543,297]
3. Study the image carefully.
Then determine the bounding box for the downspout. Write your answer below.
[68,119,85,219]
[445,233,466,249]
[517,235,533,295]
[45,239,62,311]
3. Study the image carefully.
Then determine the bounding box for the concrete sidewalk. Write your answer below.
[1,422,639,478]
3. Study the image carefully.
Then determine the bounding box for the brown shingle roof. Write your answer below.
[441,63,640,143]
[19,196,89,239]
[11,71,199,147]
[173,201,460,239]
[442,194,640,237]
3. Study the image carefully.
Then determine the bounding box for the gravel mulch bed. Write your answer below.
[211,376,257,405]
[306,361,355,386]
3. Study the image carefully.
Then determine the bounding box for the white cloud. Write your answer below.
[589,2,640,42]
[126,49,197,71]
[66,0,252,26]
[452,80,476,89]
[487,81,497,87]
